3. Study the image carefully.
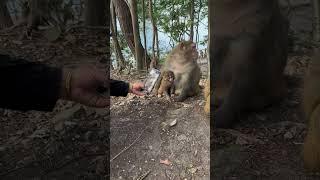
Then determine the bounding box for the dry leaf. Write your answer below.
[160,159,171,166]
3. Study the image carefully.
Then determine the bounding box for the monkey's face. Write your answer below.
[164,71,175,83]
[178,41,199,61]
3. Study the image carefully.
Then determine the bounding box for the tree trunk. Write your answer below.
[189,0,195,41]
[312,0,320,42]
[110,0,126,72]
[208,0,213,78]
[142,0,148,70]
[28,0,50,29]
[113,0,150,69]
[130,0,144,70]
[0,0,13,29]
[151,0,159,59]
[149,0,156,58]
[195,0,202,48]
[84,0,108,26]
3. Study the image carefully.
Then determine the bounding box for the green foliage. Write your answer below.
[137,0,207,45]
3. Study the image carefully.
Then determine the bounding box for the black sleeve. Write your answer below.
[0,54,62,111]
[110,79,129,97]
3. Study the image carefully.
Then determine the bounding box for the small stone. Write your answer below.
[284,131,293,139]
[188,167,197,174]
[178,134,187,141]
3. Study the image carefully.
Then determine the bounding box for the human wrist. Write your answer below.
[60,68,72,100]
[128,83,133,93]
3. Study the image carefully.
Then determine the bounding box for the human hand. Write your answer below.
[128,82,145,96]
[61,65,109,108]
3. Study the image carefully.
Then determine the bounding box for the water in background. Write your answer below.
[113,19,208,68]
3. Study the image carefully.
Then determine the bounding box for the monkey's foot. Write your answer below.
[157,94,162,98]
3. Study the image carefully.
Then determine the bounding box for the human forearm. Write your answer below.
[0,54,62,111]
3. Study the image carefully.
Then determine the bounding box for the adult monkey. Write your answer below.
[210,0,289,128]
[154,41,201,102]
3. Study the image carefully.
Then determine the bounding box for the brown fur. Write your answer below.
[210,0,288,128]
[154,40,201,102]
[157,71,175,101]
[303,50,320,172]
[204,79,210,115]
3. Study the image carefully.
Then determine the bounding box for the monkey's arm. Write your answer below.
[0,54,62,111]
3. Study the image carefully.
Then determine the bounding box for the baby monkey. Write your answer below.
[157,71,175,101]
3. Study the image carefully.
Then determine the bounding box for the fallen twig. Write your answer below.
[135,170,151,180]
[110,127,147,162]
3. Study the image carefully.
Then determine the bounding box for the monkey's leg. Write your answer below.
[174,76,192,102]
[164,88,172,101]
[170,85,175,96]
[214,36,257,128]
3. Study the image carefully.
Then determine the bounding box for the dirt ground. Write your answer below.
[0,25,109,179]
[109,71,210,179]
[0,1,318,179]
[0,24,210,180]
